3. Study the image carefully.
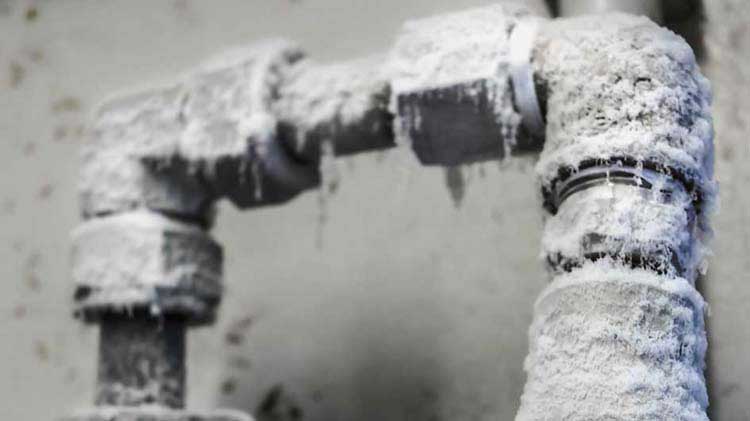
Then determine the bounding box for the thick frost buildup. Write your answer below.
[532,14,715,276]
[389,2,539,94]
[534,14,714,199]
[516,260,708,421]
[274,55,394,160]
[80,39,320,214]
[388,3,535,165]
[80,83,214,219]
[543,177,701,277]
[71,211,222,323]
[179,39,303,163]
[519,14,715,421]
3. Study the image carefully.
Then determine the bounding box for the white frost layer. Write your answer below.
[516,260,708,421]
[71,211,222,318]
[80,83,214,217]
[389,2,535,94]
[179,39,303,163]
[274,54,392,155]
[387,3,532,150]
[543,178,704,276]
[80,40,305,215]
[534,14,715,204]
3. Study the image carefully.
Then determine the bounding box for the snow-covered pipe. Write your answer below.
[69,3,716,420]
[516,13,715,420]
[71,2,552,418]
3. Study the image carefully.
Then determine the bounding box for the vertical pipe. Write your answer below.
[96,311,187,409]
[517,11,713,420]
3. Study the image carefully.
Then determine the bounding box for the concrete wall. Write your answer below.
[0,1,747,420]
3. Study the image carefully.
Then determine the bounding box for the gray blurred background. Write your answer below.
[0,0,748,420]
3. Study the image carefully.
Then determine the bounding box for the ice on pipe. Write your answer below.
[516,260,708,421]
[519,13,715,421]
[274,55,394,160]
[543,178,703,277]
[534,14,715,204]
[178,39,304,164]
[390,4,513,94]
[80,40,317,213]
[387,3,534,165]
[532,14,716,277]
[80,83,214,218]
[62,406,253,421]
[71,211,222,323]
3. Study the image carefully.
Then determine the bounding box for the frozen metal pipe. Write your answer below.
[68,2,719,420]
[516,12,714,420]
[70,2,550,419]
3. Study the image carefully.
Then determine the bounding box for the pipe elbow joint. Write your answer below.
[79,40,325,224]
[532,14,715,276]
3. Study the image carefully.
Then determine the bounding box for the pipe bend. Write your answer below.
[534,13,714,209]
[530,13,715,277]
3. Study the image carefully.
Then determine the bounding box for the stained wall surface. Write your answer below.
[0,1,747,420]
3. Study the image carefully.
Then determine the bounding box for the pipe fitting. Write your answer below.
[68,4,719,420]
[388,3,544,166]
[71,211,222,325]
[534,14,714,205]
[274,55,395,162]
[80,83,217,223]
[517,261,708,421]
[517,13,715,421]
[532,13,715,276]
[179,40,320,209]
[543,165,698,276]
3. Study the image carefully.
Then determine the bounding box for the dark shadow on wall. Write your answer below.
[344,327,447,421]
[214,291,452,421]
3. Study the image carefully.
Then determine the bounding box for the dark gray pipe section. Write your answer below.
[96,311,187,409]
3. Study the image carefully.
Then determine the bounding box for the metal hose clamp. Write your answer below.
[553,165,687,209]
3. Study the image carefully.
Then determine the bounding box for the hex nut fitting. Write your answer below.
[80,83,217,222]
[71,211,222,325]
[388,4,540,165]
[180,40,320,208]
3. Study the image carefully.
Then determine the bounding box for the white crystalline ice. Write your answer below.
[519,14,715,421]
[535,14,714,200]
[516,260,708,421]
[387,3,532,147]
[71,211,221,317]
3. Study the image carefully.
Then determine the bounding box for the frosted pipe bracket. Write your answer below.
[509,17,545,140]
